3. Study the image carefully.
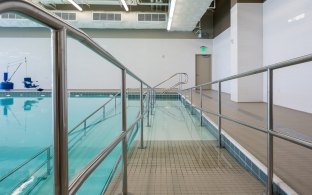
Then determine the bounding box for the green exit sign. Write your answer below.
[200,46,207,53]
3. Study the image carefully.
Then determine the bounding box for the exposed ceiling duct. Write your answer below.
[170,0,213,31]
[2,0,213,34]
[30,0,169,7]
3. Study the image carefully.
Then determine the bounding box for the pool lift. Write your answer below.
[0,57,42,91]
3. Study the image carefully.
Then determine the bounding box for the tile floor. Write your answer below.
[106,99,265,195]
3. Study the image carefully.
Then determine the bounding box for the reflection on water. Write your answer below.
[23,98,43,111]
[0,98,13,116]
[0,97,43,116]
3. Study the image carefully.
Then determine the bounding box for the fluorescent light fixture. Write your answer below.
[68,0,83,12]
[288,13,305,23]
[167,0,176,31]
[121,0,129,11]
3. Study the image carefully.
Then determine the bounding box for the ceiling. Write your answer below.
[171,0,213,31]
[28,0,213,31]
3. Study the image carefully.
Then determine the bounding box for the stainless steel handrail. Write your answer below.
[68,92,120,134]
[161,81,187,94]
[101,155,122,194]
[182,53,312,195]
[153,72,188,88]
[68,115,143,194]
[0,1,152,194]
[0,1,151,88]
[101,110,142,194]
[0,147,51,182]
[184,54,312,90]
[152,73,188,114]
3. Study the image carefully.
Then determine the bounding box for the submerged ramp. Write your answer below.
[107,100,265,194]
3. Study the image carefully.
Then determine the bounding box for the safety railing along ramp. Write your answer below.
[181,53,312,195]
[0,1,153,195]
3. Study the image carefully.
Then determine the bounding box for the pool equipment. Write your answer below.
[23,77,39,89]
[0,58,26,90]
[0,71,14,90]
[0,57,42,91]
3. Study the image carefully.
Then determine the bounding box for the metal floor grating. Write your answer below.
[106,140,265,195]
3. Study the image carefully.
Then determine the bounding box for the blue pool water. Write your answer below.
[0,95,140,195]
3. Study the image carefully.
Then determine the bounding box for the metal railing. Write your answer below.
[151,73,188,114]
[0,147,51,193]
[182,53,312,195]
[0,93,121,193]
[68,92,120,135]
[0,1,152,194]
[153,72,188,92]
[68,113,146,194]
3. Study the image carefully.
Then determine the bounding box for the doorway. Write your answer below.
[195,54,212,89]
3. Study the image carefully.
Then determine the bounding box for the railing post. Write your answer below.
[139,82,145,149]
[190,88,193,115]
[200,86,203,126]
[121,69,128,195]
[147,91,150,127]
[126,88,129,108]
[47,147,51,175]
[114,95,117,113]
[151,90,154,115]
[179,73,182,91]
[218,82,222,148]
[267,68,274,195]
[51,28,68,195]
[103,106,105,120]
[84,121,87,135]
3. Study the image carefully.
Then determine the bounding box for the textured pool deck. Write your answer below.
[182,90,312,195]
[106,101,265,195]
[107,140,265,195]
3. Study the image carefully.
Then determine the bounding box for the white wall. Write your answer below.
[0,37,212,90]
[212,28,231,93]
[0,38,52,89]
[263,0,312,113]
[230,3,263,102]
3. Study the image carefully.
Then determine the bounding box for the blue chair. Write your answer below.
[23,77,39,88]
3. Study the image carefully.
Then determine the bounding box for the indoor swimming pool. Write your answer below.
[1,93,220,195]
[0,93,141,195]
[145,100,216,141]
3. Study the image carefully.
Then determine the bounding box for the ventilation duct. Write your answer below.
[0,11,167,29]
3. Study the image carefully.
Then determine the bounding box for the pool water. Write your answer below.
[145,100,216,141]
[0,96,140,195]
[0,96,215,195]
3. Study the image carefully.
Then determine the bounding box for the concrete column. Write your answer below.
[230,3,263,102]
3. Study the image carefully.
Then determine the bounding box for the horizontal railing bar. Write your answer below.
[0,147,50,182]
[68,92,120,134]
[269,130,312,150]
[184,53,312,90]
[193,106,219,117]
[0,0,151,88]
[154,73,188,88]
[189,104,312,150]
[101,155,122,195]
[101,111,141,194]
[220,114,267,134]
[68,115,142,194]
[162,81,188,94]
[193,105,267,133]
[10,159,49,194]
